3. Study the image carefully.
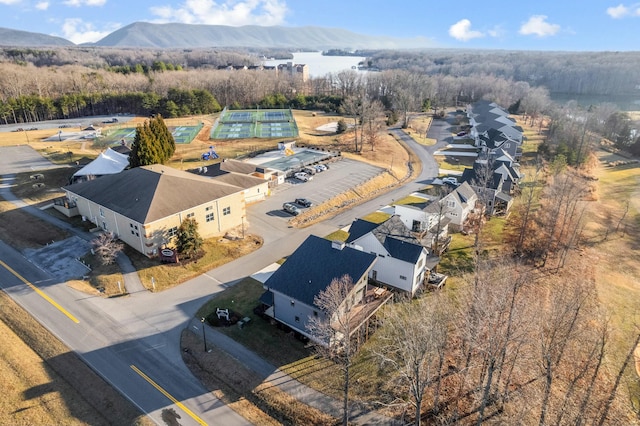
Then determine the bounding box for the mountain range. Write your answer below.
[0,22,432,50]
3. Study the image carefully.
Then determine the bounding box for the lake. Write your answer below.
[263,51,367,78]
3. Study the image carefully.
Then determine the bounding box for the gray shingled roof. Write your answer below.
[64,164,243,223]
[264,235,377,306]
[348,216,426,264]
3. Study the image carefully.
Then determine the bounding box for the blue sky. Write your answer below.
[0,0,638,50]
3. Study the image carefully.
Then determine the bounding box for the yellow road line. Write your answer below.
[130,365,207,426]
[0,260,79,324]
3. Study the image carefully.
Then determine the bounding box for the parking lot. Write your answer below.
[248,157,384,221]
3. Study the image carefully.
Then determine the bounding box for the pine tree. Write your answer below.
[128,114,175,167]
[175,217,203,259]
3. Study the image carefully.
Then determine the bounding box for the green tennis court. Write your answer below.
[102,124,203,145]
[211,108,298,139]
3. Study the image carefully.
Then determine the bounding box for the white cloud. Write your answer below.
[606,3,640,18]
[63,0,107,6]
[607,4,629,18]
[150,0,288,26]
[448,19,484,41]
[35,1,49,10]
[519,15,560,37]
[61,18,119,44]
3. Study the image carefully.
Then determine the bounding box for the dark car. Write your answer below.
[295,198,313,208]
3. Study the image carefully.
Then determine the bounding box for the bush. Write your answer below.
[336,119,348,134]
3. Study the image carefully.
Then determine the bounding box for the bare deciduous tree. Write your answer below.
[308,274,360,426]
[91,232,124,266]
[375,293,449,425]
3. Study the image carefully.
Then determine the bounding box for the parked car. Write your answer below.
[294,172,312,182]
[442,177,459,186]
[283,202,301,216]
[302,167,316,175]
[295,198,313,207]
[314,164,327,172]
[456,131,467,136]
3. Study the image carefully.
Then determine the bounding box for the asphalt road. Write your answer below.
[0,123,446,425]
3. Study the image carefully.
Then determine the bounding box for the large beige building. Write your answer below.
[64,165,246,257]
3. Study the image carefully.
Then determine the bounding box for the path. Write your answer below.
[190,318,395,425]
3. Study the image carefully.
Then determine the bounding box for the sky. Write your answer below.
[0,0,638,51]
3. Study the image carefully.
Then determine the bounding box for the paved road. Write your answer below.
[0,126,442,425]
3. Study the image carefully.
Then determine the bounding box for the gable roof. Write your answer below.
[264,235,377,306]
[72,148,128,177]
[64,164,242,223]
[348,216,426,263]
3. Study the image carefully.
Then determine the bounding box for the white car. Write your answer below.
[294,172,312,182]
[315,164,327,172]
[442,177,459,185]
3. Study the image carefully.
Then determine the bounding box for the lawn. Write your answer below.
[196,277,312,366]
[128,234,263,291]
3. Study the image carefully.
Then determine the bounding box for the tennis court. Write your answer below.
[100,124,203,145]
[211,108,298,139]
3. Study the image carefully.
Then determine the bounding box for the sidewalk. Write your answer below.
[189,318,397,425]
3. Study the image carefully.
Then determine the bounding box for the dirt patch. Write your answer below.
[0,199,70,251]
[0,291,151,426]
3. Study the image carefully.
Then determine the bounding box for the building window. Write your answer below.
[447,200,455,208]
[400,275,407,280]
[186,212,195,218]
[295,316,300,322]
[99,207,104,217]
[206,213,214,222]
[130,223,133,228]
[223,206,231,216]
[205,205,213,211]
[168,226,178,237]
[131,230,135,235]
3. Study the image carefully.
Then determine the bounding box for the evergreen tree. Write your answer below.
[129,114,175,167]
[175,217,203,259]
[129,122,160,167]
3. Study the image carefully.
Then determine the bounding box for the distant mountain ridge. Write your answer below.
[0,22,432,50]
[0,27,73,47]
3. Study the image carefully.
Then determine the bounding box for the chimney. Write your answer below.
[331,240,345,250]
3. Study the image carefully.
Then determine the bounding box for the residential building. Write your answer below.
[63,164,246,257]
[260,235,389,346]
[346,215,430,295]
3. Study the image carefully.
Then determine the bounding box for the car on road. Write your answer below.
[294,172,312,182]
[283,202,301,215]
[442,177,459,186]
[295,198,313,207]
[456,131,467,136]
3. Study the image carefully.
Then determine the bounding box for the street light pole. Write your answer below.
[200,317,207,352]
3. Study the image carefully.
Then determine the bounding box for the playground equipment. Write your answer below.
[216,308,230,321]
[201,146,219,160]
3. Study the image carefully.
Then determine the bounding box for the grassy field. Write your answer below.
[584,152,640,409]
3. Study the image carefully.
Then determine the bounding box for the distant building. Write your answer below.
[276,62,309,82]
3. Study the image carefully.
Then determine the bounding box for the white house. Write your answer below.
[346,215,430,296]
